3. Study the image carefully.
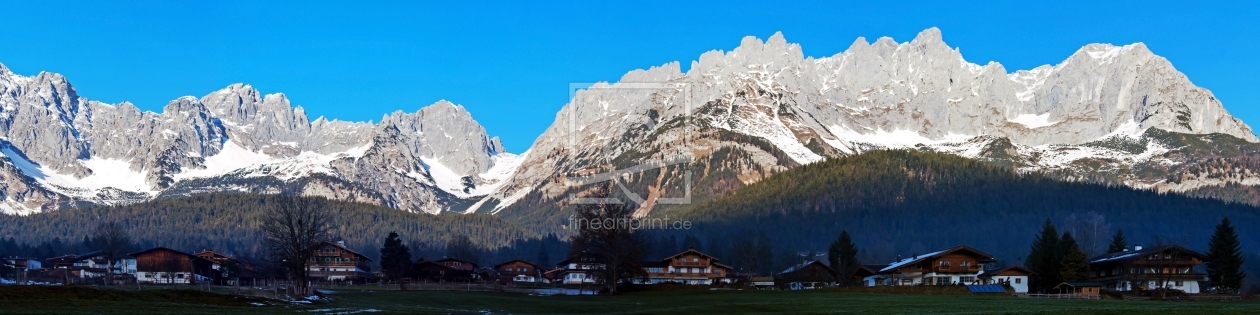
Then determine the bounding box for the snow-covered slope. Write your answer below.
[0,62,516,214]
[475,28,1260,231]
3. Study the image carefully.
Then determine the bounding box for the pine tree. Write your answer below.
[1058,232,1089,283]
[536,242,550,266]
[378,231,412,280]
[827,230,860,284]
[1106,229,1127,254]
[1026,219,1061,291]
[1207,217,1246,292]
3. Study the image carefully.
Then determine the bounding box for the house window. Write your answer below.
[1015,278,1021,284]
[960,261,971,267]
[939,261,950,268]
[960,276,975,284]
[1175,281,1183,286]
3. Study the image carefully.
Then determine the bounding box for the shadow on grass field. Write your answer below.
[2,285,1259,314]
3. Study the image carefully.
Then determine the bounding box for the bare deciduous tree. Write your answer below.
[260,196,332,296]
[95,221,130,285]
[1064,212,1110,258]
[568,187,647,294]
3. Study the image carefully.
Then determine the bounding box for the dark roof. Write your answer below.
[660,248,721,263]
[777,260,837,276]
[128,247,195,258]
[493,259,542,269]
[850,264,888,279]
[435,258,478,266]
[1088,244,1208,264]
[1055,282,1103,288]
[313,240,373,262]
[712,262,733,270]
[194,250,235,260]
[879,245,994,273]
[979,266,1036,277]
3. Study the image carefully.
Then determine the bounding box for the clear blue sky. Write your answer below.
[1,1,1256,153]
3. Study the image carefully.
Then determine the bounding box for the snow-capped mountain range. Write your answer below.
[2,28,1258,224]
[0,65,522,214]
[476,28,1260,228]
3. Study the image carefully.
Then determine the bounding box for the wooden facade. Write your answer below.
[494,259,544,283]
[635,249,733,285]
[130,247,212,284]
[1088,244,1209,293]
[307,240,373,282]
[863,245,995,286]
[776,260,837,289]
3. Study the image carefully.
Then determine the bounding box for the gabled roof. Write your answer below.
[1055,282,1103,288]
[313,240,373,262]
[850,264,888,279]
[128,247,196,258]
[778,260,836,276]
[712,262,733,271]
[435,258,478,266]
[661,248,720,263]
[879,245,993,273]
[493,259,542,269]
[194,250,235,260]
[1088,244,1208,264]
[979,266,1036,277]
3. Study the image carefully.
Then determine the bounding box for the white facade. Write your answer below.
[1106,280,1201,294]
[136,271,194,284]
[986,275,1029,293]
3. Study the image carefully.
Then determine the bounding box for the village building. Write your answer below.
[775,260,837,290]
[412,260,459,282]
[130,247,214,284]
[851,264,889,287]
[3,256,42,271]
[1087,244,1209,294]
[307,240,373,282]
[979,266,1034,293]
[45,251,104,280]
[860,245,996,286]
[1053,282,1103,298]
[556,254,603,284]
[493,259,544,284]
[633,249,733,285]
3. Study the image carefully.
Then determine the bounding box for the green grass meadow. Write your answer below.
[1,285,1257,314]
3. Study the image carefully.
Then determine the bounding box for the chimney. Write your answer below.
[1134,244,1142,251]
[895,255,902,263]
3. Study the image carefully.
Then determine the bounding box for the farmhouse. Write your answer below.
[776,260,837,290]
[130,247,214,284]
[634,249,733,285]
[1088,244,1209,293]
[307,240,373,282]
[494,259,544,284]
[556,254,603,284]
[979,266,1034,293]
[851,264,889,287]
[862,245,995,286]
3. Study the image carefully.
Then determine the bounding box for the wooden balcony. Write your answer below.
[647,272,724,278]
[932,265,980,273]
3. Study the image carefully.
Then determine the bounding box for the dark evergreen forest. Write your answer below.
[668,150,1260,268]
[2,150,1257,284]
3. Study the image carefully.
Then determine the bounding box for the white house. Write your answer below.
[979,266,1034,293]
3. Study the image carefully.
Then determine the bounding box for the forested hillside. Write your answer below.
[669,150,1260,265]
[0,194,534,262]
